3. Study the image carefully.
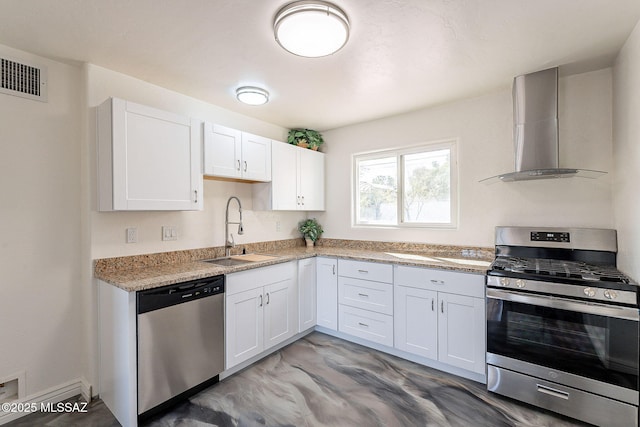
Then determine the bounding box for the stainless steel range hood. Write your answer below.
[481,67,606,184]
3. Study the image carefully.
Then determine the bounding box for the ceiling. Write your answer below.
[1,0,639,130]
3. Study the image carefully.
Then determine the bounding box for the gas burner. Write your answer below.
[490,256,633,285]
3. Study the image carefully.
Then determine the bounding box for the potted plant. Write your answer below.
[298,218,323,247]
[287,128,324,151]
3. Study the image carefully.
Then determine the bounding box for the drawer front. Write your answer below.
[338,305,393,347]
[394,265,484,298]
[338,259,393,283]
[338,277,393,315]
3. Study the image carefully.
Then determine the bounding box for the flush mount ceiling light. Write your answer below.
[274,1,350,58]
[236,86,270,105]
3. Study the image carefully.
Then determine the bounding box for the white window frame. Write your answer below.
[352,139,458,229]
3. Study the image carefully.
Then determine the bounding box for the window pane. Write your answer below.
[402,149,450,223]
[357,156,397,224]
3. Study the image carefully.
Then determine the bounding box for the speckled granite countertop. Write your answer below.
[95,239,494,292]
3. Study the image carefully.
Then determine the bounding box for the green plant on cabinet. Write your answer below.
[287,128,324,151]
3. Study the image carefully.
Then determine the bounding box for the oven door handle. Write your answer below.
[487,289,639,321]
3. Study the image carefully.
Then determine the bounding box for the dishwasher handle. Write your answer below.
[137,275,224,314]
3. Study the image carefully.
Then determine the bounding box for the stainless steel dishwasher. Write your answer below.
[137,275,224,417]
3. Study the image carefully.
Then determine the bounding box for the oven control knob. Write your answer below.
[604,290,618,300]
[583,287,596,297]
[499,277,510,287]
[515,279,525,288]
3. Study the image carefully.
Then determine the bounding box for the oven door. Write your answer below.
[487,288,639,396]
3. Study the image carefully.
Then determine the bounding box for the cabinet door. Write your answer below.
[99,98,202,211]
[298,148,325,211]
[263,277,297,350]
[316,257,338,330]
[438,293,485,374]
[394,285,438,360]
[203,123,242,179]
[225,287,264,369]
[270,142,298,210]
[298,258,317,332]
[241,133,271,181]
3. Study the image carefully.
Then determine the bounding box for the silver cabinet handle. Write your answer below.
[358,293,369,298]
[237,159,241,171]
[332,264,336,275]
[259,294,263,307]
[266,292,270,305]
[441,300,444,313]
[194,189,198,203]
[357,269,368,274]
[430,279,445,285]
[536,384,569,400]
[358,322,369,328]
[244,160,247,172]
[297,195,301,205]
[301,195,304,205]
[431,298,434,311]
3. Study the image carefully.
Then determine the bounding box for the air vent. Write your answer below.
[0,57,47,102]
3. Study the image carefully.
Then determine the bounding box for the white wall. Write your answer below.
[319,69,614,247]
[86,64,306,260]
[0,44,84,398]
[613,20,640,282]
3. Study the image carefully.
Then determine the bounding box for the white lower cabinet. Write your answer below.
[338,259,394,346]
[225,262,297,369]
[394,265,485,375]
[298,258,317,332]
[316,257,338,330]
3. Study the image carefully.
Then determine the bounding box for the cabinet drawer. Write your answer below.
[339,305,393,347]
[394,265,484,298]
[338,277,393,315]
[338,259,393,283]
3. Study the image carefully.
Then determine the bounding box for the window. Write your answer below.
[353,141,457,228]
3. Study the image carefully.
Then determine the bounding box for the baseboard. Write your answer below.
[0,377,92,425]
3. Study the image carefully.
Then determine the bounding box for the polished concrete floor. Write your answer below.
[6,332,587,426]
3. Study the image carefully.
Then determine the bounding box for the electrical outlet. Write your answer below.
[162,226,177,241]
[126,227,137,243]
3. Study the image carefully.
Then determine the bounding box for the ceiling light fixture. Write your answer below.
[236,86,270,105]
[274,1,350,58]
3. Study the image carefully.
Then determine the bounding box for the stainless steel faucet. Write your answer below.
[225,196,244,256]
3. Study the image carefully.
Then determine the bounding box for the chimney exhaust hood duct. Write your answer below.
[480,67,606,183]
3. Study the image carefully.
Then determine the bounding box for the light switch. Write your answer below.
[162,226,177,241]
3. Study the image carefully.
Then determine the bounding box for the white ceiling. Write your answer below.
[1,0,639,130]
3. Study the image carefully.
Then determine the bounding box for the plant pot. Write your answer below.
[305,238,314,248]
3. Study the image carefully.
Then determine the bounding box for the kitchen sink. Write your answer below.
[203,257,251,267]
[202,253,279,267]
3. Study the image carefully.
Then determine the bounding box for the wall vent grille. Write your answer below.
[0,57,47,102]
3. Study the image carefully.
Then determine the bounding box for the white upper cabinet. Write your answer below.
[298,147,325,211]
[253,142,325,211]
[97,97,203,211]
[203,122,271,182]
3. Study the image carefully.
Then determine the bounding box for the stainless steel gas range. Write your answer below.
[486,226,639,427]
